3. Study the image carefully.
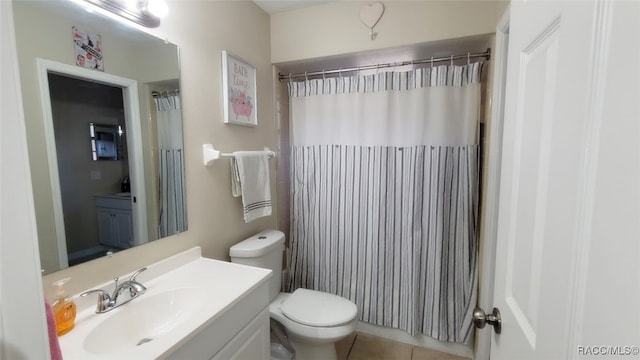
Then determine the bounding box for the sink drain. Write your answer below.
[136,338,153,346]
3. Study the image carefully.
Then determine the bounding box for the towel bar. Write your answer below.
[203,144,275,166]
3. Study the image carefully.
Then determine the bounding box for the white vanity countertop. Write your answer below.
[93,192,131,199]
[58,247,272,359]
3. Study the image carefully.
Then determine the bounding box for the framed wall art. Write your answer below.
[72,26,104,71]
[222,50,257,127]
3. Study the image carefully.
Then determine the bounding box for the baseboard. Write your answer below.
[355,321,473,358]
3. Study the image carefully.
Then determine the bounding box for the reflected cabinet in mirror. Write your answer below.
[13,0,188,274]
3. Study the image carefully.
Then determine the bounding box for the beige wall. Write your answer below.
[271,0,508,63]
[32,0,277,298]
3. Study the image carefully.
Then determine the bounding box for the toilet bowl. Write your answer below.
[230,230,358,360]
[270,290,357,359]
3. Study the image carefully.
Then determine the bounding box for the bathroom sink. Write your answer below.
[83,287,206,354]
[58,247,272,359]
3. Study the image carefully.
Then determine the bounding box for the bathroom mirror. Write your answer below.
[13,0,188,274]
[90,123,124,161]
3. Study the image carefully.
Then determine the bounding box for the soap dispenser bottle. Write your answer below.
[121,175,130,192]
[51,278,76,336]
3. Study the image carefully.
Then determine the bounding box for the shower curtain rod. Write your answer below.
[278,48,490,81]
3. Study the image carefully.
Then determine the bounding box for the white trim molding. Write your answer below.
[565,1,613,357]
[474,5,510,360]
[35,58,149,267]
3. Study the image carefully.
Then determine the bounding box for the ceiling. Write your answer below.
[253,0,331,14]
[275,34,493,78]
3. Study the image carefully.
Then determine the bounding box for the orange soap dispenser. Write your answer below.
[51,278,76,336]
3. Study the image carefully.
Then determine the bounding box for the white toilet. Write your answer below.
[230,230,358,360]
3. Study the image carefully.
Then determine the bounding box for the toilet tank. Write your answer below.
[230,230,284,301]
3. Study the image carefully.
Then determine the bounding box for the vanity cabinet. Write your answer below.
[166,272,271,360]
[210,309,270,360]
[94,195,133,249]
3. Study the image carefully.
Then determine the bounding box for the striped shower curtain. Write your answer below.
[154,94,187,237]
[285,63,482,344]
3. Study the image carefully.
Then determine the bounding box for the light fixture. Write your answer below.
[144,0,168,19]
[83,0,168,28]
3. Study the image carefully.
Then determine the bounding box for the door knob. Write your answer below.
[473,307,502,334]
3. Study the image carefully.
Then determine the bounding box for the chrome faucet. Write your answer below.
[81,267,148,313]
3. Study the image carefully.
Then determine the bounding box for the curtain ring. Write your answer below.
[304,71,308,81]
[467,53,471,66]
[450,54,454,66]
[288,73,292,83]
[339,68,342,79]
[430,57,434,68]
[322,69,326,81]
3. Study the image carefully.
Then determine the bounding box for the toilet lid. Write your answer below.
[281,288,358,327]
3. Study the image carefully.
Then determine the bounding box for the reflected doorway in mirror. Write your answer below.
[36,59,149,273]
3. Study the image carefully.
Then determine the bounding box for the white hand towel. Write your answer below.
[230,151,272,222]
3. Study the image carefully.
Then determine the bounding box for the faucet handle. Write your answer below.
[81,288,110,298]
[130,267,147,282]
[80,289,112,313]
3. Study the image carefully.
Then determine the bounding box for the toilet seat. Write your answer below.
[281,289,358,327]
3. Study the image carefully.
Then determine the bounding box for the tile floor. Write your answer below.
[335,332,470,360]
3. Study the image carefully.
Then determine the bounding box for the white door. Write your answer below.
[1,1,49,358]
[486,0,640,359]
